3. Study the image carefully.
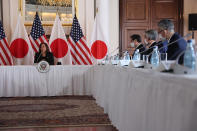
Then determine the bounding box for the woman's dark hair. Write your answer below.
[39,43,50,53]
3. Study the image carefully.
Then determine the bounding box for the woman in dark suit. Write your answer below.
[34,43,54,65]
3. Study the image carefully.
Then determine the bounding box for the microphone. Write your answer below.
[35,52,42,64]
[140,33,192,55]
[108,46,119,56]
[138,42,162,54]
[157,33,192,52]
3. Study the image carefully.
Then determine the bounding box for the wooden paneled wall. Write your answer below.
[119,0,183,55]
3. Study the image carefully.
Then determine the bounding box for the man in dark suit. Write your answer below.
[158,19,187,64]
[130,34,146,59]
[142,30,158,57]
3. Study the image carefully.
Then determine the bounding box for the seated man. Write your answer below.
[158,19,187,63]
[142,29,158,56]
[130,34,146,59]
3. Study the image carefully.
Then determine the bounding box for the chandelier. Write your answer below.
[37,0,72,7]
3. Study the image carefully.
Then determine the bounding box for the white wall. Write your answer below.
[78,0,95,46]
[3,0,20,43]
[109,0,119,55]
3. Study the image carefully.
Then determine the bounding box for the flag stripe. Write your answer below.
[78,40,92,59]
[0,52,6,65]
[81,38,91,55]
[41,35,48,44]
[30,36,39,52]
[0,21,13,65]
[68,41,84,65]
[2,39,12,65]
[78,40,92,62]
[70,50,81,65]
[0,48,9,65]
[69,38,89,65]
[68,38,87,65]
[76,41,92,64]
[39,37,44,43]
[71,39,91,65]
[70,47,83,65]
[36,39,41,45]
[30,39,38,52]
[30,36,39,50]
[69,37,89,65]
[0,40,12,65]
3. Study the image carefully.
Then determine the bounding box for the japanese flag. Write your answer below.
[90,0,109,64]
[10,14,34,65]
[49,15,72,65]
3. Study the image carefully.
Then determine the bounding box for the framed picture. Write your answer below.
[20,0,78,36]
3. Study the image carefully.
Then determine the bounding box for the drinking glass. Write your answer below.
[160,53,167,62]
[143,55,149,63]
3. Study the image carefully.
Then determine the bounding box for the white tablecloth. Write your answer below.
[0,65,92,97]
[89,65,197,131]
[1,65,197,131]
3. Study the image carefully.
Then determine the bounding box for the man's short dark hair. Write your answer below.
[130,34,142,43]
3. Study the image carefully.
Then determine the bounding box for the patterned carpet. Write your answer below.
[0,96,111,130]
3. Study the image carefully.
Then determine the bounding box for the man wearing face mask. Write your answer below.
[158,19,187,63]
[130,34,146,58]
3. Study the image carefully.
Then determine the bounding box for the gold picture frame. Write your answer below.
[20,0,78,27]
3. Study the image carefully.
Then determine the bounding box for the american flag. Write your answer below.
[68,15,92,65]
[29,12,48,52]
[0,21,13,65]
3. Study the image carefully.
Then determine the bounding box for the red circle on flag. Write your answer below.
[50,38,68,58]
[91,40,108,59]
[10,38,29,58]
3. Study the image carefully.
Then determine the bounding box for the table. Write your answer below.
[0,65,92,97]
[89,65,197,131]
[1,65,197,131]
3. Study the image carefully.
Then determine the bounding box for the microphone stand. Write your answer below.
[141,33,192,56]
[35,52,42,64]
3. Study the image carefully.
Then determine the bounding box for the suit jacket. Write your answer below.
[142,42,158,56]
[132,43,146,59]
[167,33,187,64]
[157,40,168,53]
[34,52,54,65]
[142,42,158,61]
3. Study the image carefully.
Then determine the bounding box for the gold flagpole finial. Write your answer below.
[74,0,78,17]
[19,0,23,16]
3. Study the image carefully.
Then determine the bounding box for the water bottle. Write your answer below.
[124,51,130,60]
[196,52,197,71]
[184,40,196,71]
[133,49,140,61]
[150,46,160,67]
